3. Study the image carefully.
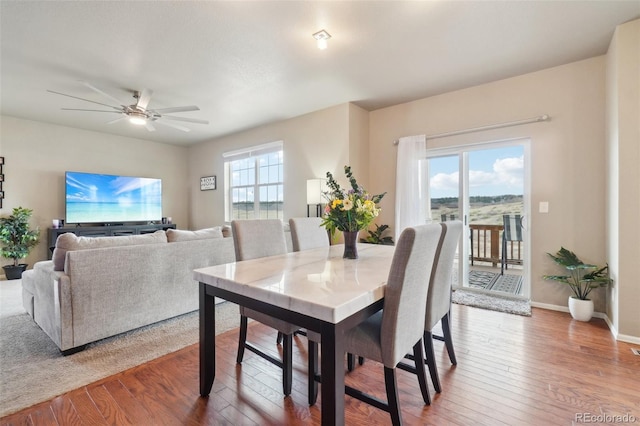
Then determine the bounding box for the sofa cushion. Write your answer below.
[221,225,232,238]
[52,230,168,271]
[166,227,223,242]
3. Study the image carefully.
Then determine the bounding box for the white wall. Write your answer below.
[368,57,608,311]
[187,103,353,229]
[606,19,640,341]
[0,116,189,266]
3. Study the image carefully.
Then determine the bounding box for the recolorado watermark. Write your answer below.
[576,413,637,423]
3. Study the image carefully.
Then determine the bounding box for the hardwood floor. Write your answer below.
[3,305,639,425]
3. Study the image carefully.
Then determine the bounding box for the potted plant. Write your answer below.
[0,207,40,280]
[543,247,611,321]
[360,224,394,245]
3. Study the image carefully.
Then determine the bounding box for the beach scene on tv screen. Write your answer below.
[66,172,162,223]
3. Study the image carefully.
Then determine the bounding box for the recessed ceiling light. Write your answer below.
[313,30,331,50]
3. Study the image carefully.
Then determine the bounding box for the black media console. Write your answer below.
[47,223,177,260]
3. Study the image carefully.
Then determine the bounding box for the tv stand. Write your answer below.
[47,223,177,259]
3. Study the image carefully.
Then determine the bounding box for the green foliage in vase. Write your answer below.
[321,166,385,236]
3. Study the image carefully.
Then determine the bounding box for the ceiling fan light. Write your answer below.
[128,113,147,125]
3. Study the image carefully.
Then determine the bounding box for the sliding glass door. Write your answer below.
[426,140,530,298]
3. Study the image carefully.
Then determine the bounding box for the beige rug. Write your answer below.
[0,279,239,417]
[452,288,531,316]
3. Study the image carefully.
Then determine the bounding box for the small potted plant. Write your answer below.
[0,207,40,280]
[360,224,394,245]
[543,247,611,321]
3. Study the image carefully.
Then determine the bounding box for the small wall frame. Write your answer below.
[200,175,216,191]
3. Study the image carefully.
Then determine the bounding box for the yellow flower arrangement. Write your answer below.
[321,166,385,236]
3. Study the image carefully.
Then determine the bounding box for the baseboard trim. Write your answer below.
[530,301,640,344]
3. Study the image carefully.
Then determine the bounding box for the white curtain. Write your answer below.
[395,135,427,242]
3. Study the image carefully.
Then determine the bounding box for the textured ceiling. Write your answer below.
[1,1,638,146]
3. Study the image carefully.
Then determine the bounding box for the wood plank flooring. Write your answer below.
[3,305,640,425]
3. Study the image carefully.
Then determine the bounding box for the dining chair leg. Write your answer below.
[308,340,319,405]
[423,330,441,393]
[501,237,506,275]
[441,312,457,365]
[413,339,431,405]
[236,315,248,364]
[276,331,283,345]
[283,334,293,396]
[347,353,355,371]
[384,367,402,426]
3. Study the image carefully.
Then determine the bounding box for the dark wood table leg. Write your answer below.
[320,323,345,426]
[199,282,216,396]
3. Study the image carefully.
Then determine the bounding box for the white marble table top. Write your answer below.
[193,244,396,323]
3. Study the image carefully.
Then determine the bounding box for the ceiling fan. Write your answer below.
[47,81,209,132]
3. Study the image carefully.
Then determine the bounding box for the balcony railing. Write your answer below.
[469,224,523,267]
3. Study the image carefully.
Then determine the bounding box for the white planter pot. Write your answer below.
[568,297,594,321]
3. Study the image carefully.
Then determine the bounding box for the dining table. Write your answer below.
[193,243,396,426]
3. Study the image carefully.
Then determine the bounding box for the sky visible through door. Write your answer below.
[429,146,524,226]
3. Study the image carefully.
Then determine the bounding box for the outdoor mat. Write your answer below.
[468,270,522,295]
[468,270,497,290]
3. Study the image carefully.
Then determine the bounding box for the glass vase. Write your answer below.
[343,230,359,259]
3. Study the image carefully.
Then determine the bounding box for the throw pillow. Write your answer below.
[52,230,168,271]
[166,227,223,242]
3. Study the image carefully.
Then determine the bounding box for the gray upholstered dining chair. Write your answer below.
[270,217,330,345]
[355,221,463,394]
[231,219,300,396]
[308,223,445,425]
[289,217,329,252]
[421,220,462,393]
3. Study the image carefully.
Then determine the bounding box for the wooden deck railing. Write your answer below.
[469,224,523,267]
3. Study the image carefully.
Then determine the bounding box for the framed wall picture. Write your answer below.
[0,156,4,165]
[0,191,4,198]
[0,174,3,182]
[200,175,217,191]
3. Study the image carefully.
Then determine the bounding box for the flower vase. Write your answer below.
[343,231,359,259]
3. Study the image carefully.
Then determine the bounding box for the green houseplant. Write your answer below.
[360,224,394,245]
[543,247,611,321]
[0,207,40,279]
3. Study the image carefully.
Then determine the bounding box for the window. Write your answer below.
[223,141,283,220]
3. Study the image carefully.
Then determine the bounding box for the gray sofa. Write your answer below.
[21,228,236,354]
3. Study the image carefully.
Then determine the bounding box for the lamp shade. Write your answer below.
[306,178,327,204]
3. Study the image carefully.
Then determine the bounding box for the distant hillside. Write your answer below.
[432,195,523,225]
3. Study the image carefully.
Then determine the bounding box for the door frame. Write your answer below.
[426,137,531,299]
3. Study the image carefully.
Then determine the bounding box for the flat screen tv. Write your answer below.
[65,171,162,224]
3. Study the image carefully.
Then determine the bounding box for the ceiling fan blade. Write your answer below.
[48,90,122,110]
[161,115,209,125]
[81,81,125,107]
[61,108,122,113]
[136,89,153,110]
[145,121,156,132]
[154,120,191,133]
[153,105,200,114]
[106,116,127,125]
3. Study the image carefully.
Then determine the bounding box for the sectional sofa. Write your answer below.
[21,227,237,354]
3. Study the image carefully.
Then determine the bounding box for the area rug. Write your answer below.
[0,279,240,418]
[452,289,531,317]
